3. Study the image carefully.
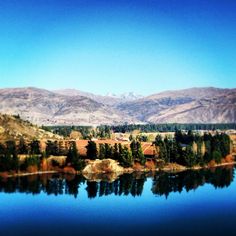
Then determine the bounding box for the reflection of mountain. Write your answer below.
[0,166,234,198]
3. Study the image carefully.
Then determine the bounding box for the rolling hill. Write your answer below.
[0,87,137,125]
[117,87,236,123]
[0,87,235,125]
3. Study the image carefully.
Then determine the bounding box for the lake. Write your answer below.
[0,165,236,236]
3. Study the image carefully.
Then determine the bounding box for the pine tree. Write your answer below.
[67,141,84,170]
[18,137,28,154]
[86,141,98,160]
[120,146,133,168]
[99,143,106,159]
[30,140,41,155]
[113,143,119,161]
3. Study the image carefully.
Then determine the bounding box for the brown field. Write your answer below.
[75,139,157,157]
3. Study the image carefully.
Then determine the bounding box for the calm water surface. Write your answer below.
[0,166,236,236]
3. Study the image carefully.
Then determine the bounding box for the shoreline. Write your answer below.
[160,161,236,173]
[2,170,58,178]
[1,161,236,179]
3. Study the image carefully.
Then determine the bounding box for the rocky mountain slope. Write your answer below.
[0,113,61,140]
[117,87,236,123]
[0,87,235,125]
[0,87,137,125]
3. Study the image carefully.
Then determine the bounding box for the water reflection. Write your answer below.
[152,166,234,198]
[0,165,234,199]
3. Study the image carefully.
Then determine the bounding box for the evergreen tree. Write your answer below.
[5,140,19,172]
[18,137,28,154]
[45,140,59,157]
[105,143,113,158]
[130,140,145,165]
[183,146,195,167]
[136,141,145,165]
[98,143,106,159]
[30,140,41,155]
[66,141,84,170]
[86,141,98,160]
[120,146,133,168]
[212,150,222,164]
[113,143,119,161]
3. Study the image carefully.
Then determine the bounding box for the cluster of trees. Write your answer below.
[44,125,111,139]
[0,138,85,172]
[0,130,232,172]
[44,123,235,140]
[154,131,231,167]
[86,140,145,168]
[66,142,85,171]
[0,139,41,172]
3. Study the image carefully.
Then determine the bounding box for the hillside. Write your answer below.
[0,87,235,125]
[0,87,137,125]
[117,87,236,123]
[0,113,61,140]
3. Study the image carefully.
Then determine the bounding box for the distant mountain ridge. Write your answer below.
[54,89,143,105]
[0,87,235,125]
[117,87,236,123]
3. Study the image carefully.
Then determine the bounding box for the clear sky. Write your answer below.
[0,0,235,95]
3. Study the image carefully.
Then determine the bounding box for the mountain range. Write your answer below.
[0,87,235,125]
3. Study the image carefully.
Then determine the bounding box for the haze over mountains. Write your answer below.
[0,87,235,125]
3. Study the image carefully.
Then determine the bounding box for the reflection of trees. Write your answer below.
[65,175,85,198]
[151,166,235,198]
[0,166,234,198]
[0,174,85,197]
[86,173,147,198]
[86,181,98,199]
[205,167,234,188]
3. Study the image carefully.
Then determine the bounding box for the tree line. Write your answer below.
[0,138,145,171]
[0,139,41,172]
[43,123,235,140]
[44,125,111,139]
[110,123,236,133]
[86,140,144,168]
[0,130,232,172]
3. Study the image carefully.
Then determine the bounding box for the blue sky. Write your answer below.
[0,0,235,95]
